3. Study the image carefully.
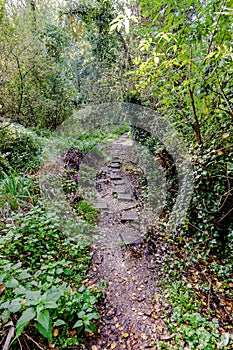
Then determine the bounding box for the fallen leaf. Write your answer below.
[53,329,59,337]
[0,283,5,296]
[92,346,98,350]
[122,332,129,338]
[110,344,116,349]
[160,333,176,340]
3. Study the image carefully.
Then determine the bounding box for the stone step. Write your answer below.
[110,173,122,181]
[110,163,120,169]
[96,178,108,184]
[110,168,121,173]
[94,201,108,210]
[119,228,143,245]
[112,179,126,185]
[118,193,132,202]
[121,211,139,223]
[113,185,127,194]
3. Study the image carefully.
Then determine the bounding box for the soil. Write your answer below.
[81,134,169,350]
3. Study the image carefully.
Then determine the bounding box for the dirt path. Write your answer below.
[85,133,169,350]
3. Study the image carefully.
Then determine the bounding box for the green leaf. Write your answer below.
[87,312,101,320]
[43,301,58,309]
[37,321,52,341]
[14,285,26,295]
[6,277,19,288]
[17,269,32,280]
[0,273,6,283]
[53,319,66,327]
[77,310,85,319]
[63,268,73,276]
[8,299,22,313]
[0,301,10,310]
[78,285,85,293]
[12,262,22,270]
[25,290,41,306]
[218,333,230,348]
[73,319,83,328]
[85,322,97,333]
[16,307,36,338]
[37,309,50,331]
[42,289,63,303]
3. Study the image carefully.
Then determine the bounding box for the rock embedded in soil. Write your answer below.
[118,193,132,202]
[110,173,122,180]
[110,162,120,169]
[119,228,143,245]
[112,185,127,194]
[121,210,139,222]
[94,201,109,210]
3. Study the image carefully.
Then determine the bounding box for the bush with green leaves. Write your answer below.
[0,206,102,348]
[158,282,232,349]
[0,171,39,219]
[74,200,99,225]
[0,124,42,177]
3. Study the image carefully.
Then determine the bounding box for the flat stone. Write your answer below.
[96,179,108,184]
[119,228,143,245]
[113,185,127,194]
[120,204,138,211]
[110,168,120,173]
[118,193,132,202]
[94,201,108,210]
[121,211,139,222]
[110,173,122,180]
[110,163,120,169]
[112,179,126,185]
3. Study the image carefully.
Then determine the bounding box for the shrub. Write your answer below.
[0,124,42,177]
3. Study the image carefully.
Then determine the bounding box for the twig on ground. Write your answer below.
[24,333,45,350]
[17,337,23,350]
[2,321,15,350]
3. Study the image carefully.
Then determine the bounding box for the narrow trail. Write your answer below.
[85,134,169,350]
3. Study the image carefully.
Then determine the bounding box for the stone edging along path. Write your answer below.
[84,133,170,350]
